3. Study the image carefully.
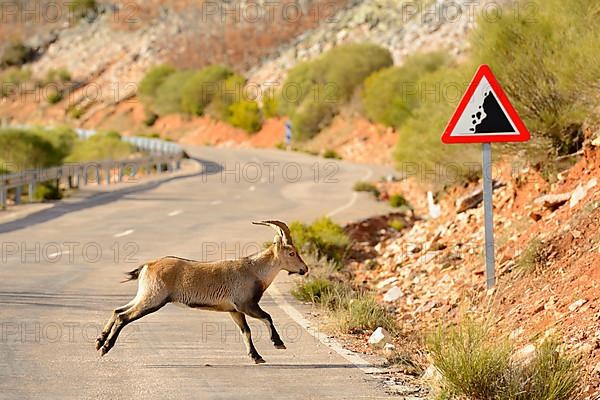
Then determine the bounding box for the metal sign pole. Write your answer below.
[482,142,495,288]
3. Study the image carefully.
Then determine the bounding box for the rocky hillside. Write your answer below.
[248,0,485,89]
[0,0,346,123]
[0,0,486,146]
[344,135,600,398]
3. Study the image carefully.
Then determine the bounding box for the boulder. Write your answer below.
[368,327,391,347]
[383,286,403,302]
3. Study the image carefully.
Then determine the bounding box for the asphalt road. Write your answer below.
[0,146,397,400]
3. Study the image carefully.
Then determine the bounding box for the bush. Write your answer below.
[152,70,195,115]
[290,89,337,140]
[228,99,262,133]
[388,218,405,231]
[68,0,98,20]
[353,181,380,197]
[180,65,234,116]
[262,91,279,118]
[517,238,547,274]
[67,131,134,162]
[362,52,448,128]
[335,293,397,334]
[472,0,600,155]
[1,42,35,68]
[428,321,581,400]
[322,149,341,159]
[290,217,350,266]
[503,339,581,400]
[42,68,71,85]
[0,128,66,169]
[35,181,62,201]
[428,320,512,399]
[139,64,176,101]
[46,89,63,104]
[388,194,410,208]
[207,74,246,121]
[143,110,159,126]
[393,65,481,185]
[281,43,393,138]
[0,68,32,97]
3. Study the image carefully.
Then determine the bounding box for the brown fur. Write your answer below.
[96,221,308,364]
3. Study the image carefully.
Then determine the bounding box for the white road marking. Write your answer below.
[249,185,256,191]
[47,250,69,259]
[327,167,374,218]
[210,200,222,205]
[114,229,134,238]
[167,209,182,217]
[268,283,383,375]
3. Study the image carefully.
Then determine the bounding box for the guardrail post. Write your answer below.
[157,162,162,174]
[29,182,35,202]
[106,167,111,185]
[15,186,22,204]
[0,187,6,210]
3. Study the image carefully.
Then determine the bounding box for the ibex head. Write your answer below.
[253,220,308,275]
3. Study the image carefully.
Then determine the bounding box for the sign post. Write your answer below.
[441,65,530,288]
[482,143,495,288]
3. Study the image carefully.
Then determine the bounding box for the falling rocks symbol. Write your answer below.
[469,91,515,134]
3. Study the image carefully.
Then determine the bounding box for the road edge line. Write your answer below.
[268,282,385,375]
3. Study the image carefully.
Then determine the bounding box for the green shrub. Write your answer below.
[228,99,262,133]
[67,0,98,20]
[67,131,134,162]
[428,321,581,400]
[393,65,480,185]
[281,43,393,137]
[292,277,337,305]
[181,65,234,116]
[139,65,176,101]
[353,181,380,197]
[388,194,410,208]
[428,321,512,399]
[152,70,194,115]
[46,89,63,104]
[335,293,397,334]
[322,149,341,159]
[0,128,65,168]
[35,181,62,201]
[143,110,159,126]
[207,73,246,121]
[69,107,84,119]
[502,339,581,400]
[517,238,547,274]
[290,89,337,140]
[388,218,405,231]
[472,0,600,155]
[290,217,349,265]
[42,68,71,85]
[362,52,448,128]
[0,68,32,97]
[262,91,279,118]
[1,42,34,68]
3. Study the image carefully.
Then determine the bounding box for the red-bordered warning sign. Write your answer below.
[441,64,530,144]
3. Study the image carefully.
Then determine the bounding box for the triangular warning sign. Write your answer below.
[441,65,530,144]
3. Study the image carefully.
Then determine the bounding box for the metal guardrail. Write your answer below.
[74,129,184,155]
[0,129,185,209]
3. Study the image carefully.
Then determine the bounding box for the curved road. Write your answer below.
[0,146,397,399]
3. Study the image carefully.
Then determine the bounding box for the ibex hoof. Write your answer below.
[95,339,103,351]
[253,357,266,364]
[100,345,110,356]
[274,343,286,350]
